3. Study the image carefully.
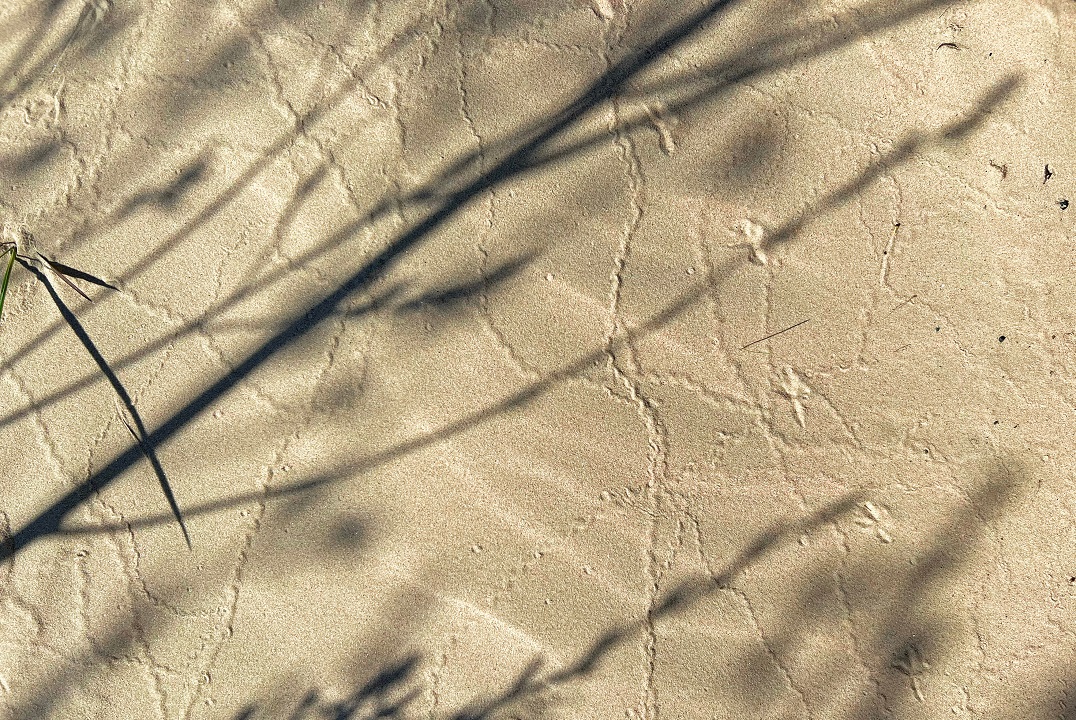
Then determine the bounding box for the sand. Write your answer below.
[0,0,1074,717]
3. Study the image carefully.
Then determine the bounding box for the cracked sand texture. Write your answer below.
[0,0,1075,717]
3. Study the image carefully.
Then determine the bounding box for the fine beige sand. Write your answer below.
[1,0,1075,717]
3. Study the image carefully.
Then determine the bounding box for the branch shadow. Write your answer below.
[223,491,866,719]
[24,72,1022,552]
[0,0,969,429]
[0,0,133,108]
[0,4,1016,546]
[0,2,1039,717]
[2,447,1040,718]
[393,249,541,314]
[224,460,1030,719]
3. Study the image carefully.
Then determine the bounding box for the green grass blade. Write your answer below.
[0,247,16,323]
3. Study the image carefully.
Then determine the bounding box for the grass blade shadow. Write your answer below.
[116,404,191,549]
[24,262,191,549]
[39,252,119,292]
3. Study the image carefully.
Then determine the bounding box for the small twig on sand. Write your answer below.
[741,319,809,350]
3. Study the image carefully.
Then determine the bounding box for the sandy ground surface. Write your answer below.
[1,0,1075,717]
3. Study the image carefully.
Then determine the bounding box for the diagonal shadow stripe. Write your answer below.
[1,0,749,555]
[0,4,1016,560]
[0,0,960,430]
[41,67,1023,542]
